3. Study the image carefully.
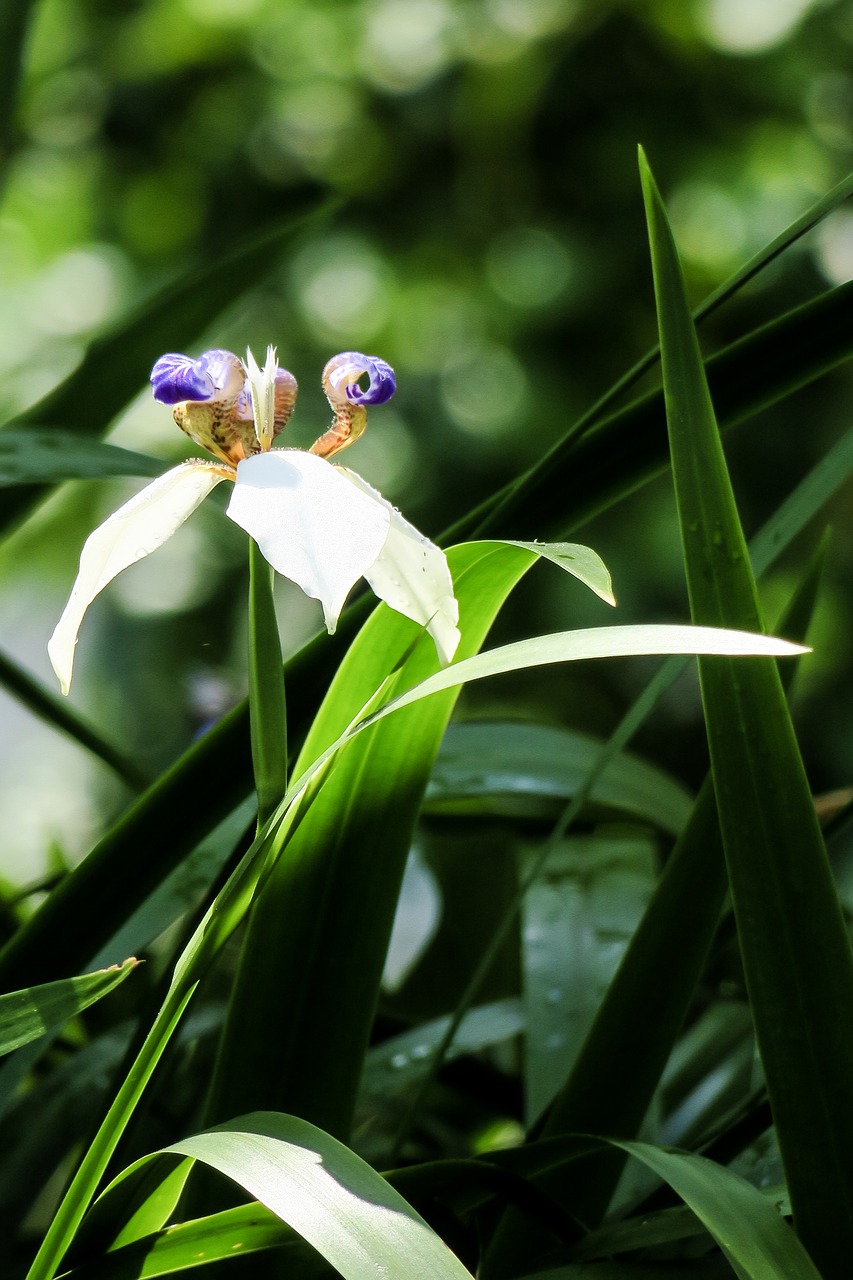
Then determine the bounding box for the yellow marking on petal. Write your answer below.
[174,401,259,467]
[309,402,367,459]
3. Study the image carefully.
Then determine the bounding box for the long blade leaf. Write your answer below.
[610,1142,821,1280]
[165,1112,475,1280]
[641,146,853,1280]
[0,960,138,1056]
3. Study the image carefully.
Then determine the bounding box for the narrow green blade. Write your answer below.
[611,1142,822,1280]
[0,959,137,1056]
[56,1202,294,1278]
[0,433,161,486]
[246,538,287,826]
[462,276,853,542]
[641,147,853,1280]
[359,622,804,726]
[203,541,539,1140]
[478,164,853,539]
[0,648,147,788]
[0,0,36,185]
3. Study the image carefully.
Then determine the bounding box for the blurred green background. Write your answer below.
[2,0,853,885]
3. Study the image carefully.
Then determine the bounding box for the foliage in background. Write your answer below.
[2,1,853,1278]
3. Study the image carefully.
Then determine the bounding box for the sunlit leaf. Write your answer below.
[0,959,137,1057]
[502,541,615,606]
[157,1112,475,1280]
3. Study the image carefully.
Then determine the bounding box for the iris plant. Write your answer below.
[49,347,460,694]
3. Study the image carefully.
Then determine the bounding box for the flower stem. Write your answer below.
[248,538,288,826]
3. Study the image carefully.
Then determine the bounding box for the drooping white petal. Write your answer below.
[338,467,460,666]
[49,462,230,695]
[226,450,391,632]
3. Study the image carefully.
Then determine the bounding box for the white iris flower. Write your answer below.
[49,346,460,694]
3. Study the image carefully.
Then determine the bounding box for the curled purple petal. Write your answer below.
[323,352,396,408]
[151,349,245,406]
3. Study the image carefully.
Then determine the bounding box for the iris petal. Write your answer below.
[226,451,391,633]
[323,352,396,408]
[338,467,460,665]
[151,349,245,406]
[49,462,230,694]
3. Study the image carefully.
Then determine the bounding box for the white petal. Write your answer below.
[338,467,460,665]
[226,451,390,632]
[49,462,229,695]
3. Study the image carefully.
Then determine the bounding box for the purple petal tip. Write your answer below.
[324,351,396,408]
[347,355,396,406]
[151,349,244,405]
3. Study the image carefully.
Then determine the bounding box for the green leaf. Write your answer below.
[57,1202,297,1278]
[196,613,802,1137]
[461,276,853,542]
[520,833,658,1123]
[362,999,525,1104]
[86,797,256,971]
[502,541,616,605]
[497,526,828,1266]
[29,824,285,1276]
[0,959,138,1056]
[202,541,540,1141]
[515,1268,728,1280]
[0,432,161,487]
[611,1142,822,1280]
[426,721,693,835]
[0,695,254,993]
[572,1197,750,1262]
[640,146,853,1280]
[247,538,287,826]
[457,164,853,543]
[0,0,37,184]
[358,622,805,728]
[74,1156,195,1259]
[0,648,148,789]
[161,1112,475,1280]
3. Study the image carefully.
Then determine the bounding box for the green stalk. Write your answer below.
[640,148,853,1280]
[248,538,288,828]
[24,982,195,1280]
[24,792,298,1280]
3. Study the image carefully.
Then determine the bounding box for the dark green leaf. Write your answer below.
[640,147,853,1280]
[461,277,853,542]
[0,0,36,184]
[203,542,540,1140]
[426,721,693,835]
[116,1112,475,1280]
[0,432,161,487]
[247,538,287,825]
[610,1142,820,1280]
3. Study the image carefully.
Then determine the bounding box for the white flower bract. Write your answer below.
[226,451,391,633]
